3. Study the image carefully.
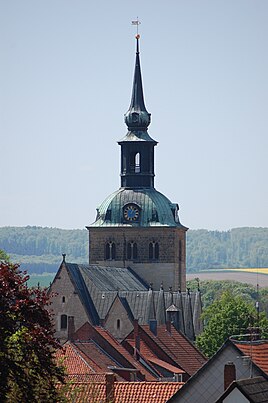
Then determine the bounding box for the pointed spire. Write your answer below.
[124,35,151,131]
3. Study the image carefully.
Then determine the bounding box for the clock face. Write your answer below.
[124,205,140,221]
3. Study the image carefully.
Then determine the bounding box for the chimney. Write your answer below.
[166,320,171,334]
[105,373,115,403]
[224,362,236,390]
[133,319,140,358]
[67,316,75,341]
[149,319,157,336]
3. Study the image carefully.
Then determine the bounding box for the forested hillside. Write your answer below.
[187,227,268,271]
[0,226,267,273]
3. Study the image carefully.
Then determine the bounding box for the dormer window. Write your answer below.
[105,209,112,221]
[152,208,159,222]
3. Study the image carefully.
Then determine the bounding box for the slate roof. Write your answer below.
[216,376,268,403]
[64,381,183,403]
[234,340,268,374]
[63,262,201,340]
[89,187,185,227]
[69,263,148,292]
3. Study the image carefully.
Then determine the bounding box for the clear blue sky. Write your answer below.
[1,0,267,231]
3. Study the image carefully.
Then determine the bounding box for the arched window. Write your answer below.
[127,242,132,260]
[62,296,65,303]
[117,319,121,330]
[149,242,153,259]
[133,243,138,260]
[155,242,159,260]
[135,153,140,173]
[105,243,110,260]
[105,242,116,260]
[149,242,159,260]
[60,314,67,330]
[111,242,116,259]
[127,242,138,260]
[130,152,140,173]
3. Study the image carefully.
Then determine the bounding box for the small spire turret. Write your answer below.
[124,35,151,131]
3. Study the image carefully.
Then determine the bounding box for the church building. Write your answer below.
[49,35,202,343]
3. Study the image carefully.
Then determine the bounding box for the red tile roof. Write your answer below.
[64,381,183,403]
[115,382,183,402]
[55,342,99,374]
[74,341,122,372]
[67,373,107,382]
[234,341,268,374]
[141,324,207,376]
[127,338,185,376]
[75,322,156,381]
[148,357,184,374]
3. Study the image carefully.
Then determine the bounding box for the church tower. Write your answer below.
[87,35,187,291]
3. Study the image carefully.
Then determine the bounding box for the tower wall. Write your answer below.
[88,226,186,291]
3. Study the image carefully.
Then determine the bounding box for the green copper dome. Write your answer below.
[90,188,185,228]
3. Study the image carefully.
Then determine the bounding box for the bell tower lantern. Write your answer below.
[119,35,157,189]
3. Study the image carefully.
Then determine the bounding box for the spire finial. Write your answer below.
[124,21,151,132]
[132,18,141,36]
[136,34,140,54]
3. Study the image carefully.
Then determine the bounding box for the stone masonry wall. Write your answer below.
[88,227,186,291]
[49,264,89,342]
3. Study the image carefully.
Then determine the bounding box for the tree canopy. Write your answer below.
[0,261,65,402]
[196,290,268,358]
[0,249,10,262]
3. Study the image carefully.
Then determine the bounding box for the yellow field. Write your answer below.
[223,268,268,275]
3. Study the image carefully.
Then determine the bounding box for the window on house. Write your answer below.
[105,242,116,260]
[127,242,138,260]
[149,242,159,260]
[60,314,67,330]
[117,319,121,330]
[62,296,65,303]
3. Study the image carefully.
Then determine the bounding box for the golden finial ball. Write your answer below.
[135,34,140,39]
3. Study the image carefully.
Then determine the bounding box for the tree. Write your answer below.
[0,261,65,402]
[0,249,10,262]
[196,290,268,358]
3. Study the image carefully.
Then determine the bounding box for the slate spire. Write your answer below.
[124,35,151,131]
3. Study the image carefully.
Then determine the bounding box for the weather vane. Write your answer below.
[132,18,141,38]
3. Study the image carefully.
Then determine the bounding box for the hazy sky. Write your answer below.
[1,0,267,231]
